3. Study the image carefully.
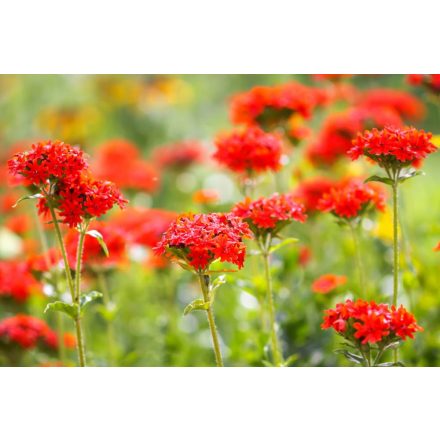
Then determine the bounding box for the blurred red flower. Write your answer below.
[292,177,335,213]
[155,213,252,271]
[233,193,306,234]
[94,139,159,193]
[214,127,283,175]
[230,81,326,128]
[4,214,32,235]
[317,178,386,219]
[357,88,425,121]
[0,314,58,349]
[152,140,205,170]
[0,260,41,302]
[65,221,127,270]
[408,74,440,95]
[312,274,347,294]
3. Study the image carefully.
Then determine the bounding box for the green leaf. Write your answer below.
[96,303,118,322]
[269,237,299,254]
[12,193,43,208]
[399,170,424,183]
[335,349,364,365]
[282,353,298,367]
[364,175,394,186]
[44,301,79,320]
[86,230,109,257]
[381,341,401,351]
[79,290,103,315]
[183,298,210,316]
[211,275,226,292]
[261,360,275,367]
[377,361,405,367]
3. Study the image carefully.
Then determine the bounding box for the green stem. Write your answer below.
[350,222,366,297]
[262,248,283,366]
[47,199,86,366]
[198,273,223,367]
[392,180,400,364]
[97,270,117,366]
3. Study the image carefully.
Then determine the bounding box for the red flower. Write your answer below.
[312,74,353,82]
[111,207,178,248]
[27,248,61,273]
[312,274,347,294]
[408,74,440,94]
[349,126,437,167]
[0,260,41,302]
[63,332,76,349]
[306,106,402,166]
[193,189,220,205]
[93,139,159,193]
[152,140,205,169]
[0,314,58,349]
[8,140,88,186]
[213,127,282,175]
[38,171,127,228]
[292,177,335,213]
[357,88,425,121]
[317,178,386,219]
[298,245,312,267]
[65,221,127,269]
[155,213,252,271]
[434,241,440,252]
[230,82,326,128]
[322,299,422,345]
[232,193,306,235]
[4,214,32,235]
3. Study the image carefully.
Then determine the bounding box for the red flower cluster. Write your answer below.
[357,88,425,121]
[94,139,159,193]
[152,140,205,169]
[230,81,326,127]
[0,260,41,302]
[312,274,347,294]
[0,314,58,349]
[155,213,252,271]
[317,178,385,219]
[408,74,440,94]
[213,127,282,175]
[232,193,306,234]
[322,299,423,345]
[4,214,32,235]
[8,140,88,186]
[111,208,178,248]
[65,221,127,270]
[312,74,353,83]
[8,140,128,228]
[27,248,60,273]
[292,177,335,213]
[349,126,437,168]
[37,171,127,228]
[306,106,402,166]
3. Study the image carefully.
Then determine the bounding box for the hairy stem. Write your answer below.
[350,221,366,297]
[198,273,224,367]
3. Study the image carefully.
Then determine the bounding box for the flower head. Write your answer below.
[232,193,306,237]
[408,74,440,95]
[349,126,437,169]
[312,274,347,294]
[0,314,58,349]
[155,213,252,271]
[213,127,282,175]
[322,299,423,345]
[8,140,88,186]
[317,178,386,219]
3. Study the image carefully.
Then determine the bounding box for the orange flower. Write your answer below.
[312,274,347,294]
[193,189,219,205]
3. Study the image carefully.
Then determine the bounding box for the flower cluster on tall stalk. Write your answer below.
[8,140,127,366]
[320,125,437,366]
[233,193,306,366]
[155,212,252,366]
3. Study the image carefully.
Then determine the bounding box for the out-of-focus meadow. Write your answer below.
[0,74,439,366]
